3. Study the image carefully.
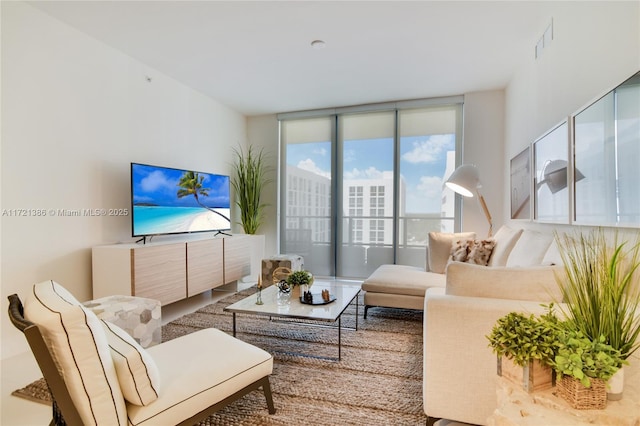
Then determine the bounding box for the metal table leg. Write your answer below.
[233,312,237,337]
[338,316,341,361]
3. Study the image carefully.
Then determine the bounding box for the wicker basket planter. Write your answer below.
[498,356,554,393]
[557,376,607,410]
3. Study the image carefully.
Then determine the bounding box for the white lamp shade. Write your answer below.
[445,164,480,197]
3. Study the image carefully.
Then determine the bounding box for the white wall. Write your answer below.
[1,2,248,359]
[246,114,279,257]
[461,90,505,236]
[504,1,640,230]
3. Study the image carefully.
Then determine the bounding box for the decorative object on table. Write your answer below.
[255,275,264,305]
[276,279,291,294]
[286,269,313,299]
[321,289,330,303]
[551,330,622,409]
[273,266,292,286]
[554,229,640,401]
[262,254,304,285]
[487,307,560,392]
[231,145,272,235]
[299,291,336,305]
[303,291,313,304]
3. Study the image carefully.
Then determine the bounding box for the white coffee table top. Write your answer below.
[224,280,361,322]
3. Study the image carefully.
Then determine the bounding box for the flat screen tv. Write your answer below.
[131,163,231,238]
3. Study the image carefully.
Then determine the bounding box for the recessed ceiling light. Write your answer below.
[311,40,326,49]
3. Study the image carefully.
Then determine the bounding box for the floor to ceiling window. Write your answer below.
[279,97,463,278]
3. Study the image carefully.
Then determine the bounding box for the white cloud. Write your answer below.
[402,134,454,164]
[312,147,328,156]
[416,175,444,197]
[344,166,384,180]
[297,158,331,179]
[140,170,175,192]
[343,149,356,163]
[406,175,445,213]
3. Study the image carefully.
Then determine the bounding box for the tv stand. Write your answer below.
[135,236,148,244]
[92,235,257,305]
[214,230,232,237]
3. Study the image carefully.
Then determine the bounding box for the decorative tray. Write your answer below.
[299,293,336,305]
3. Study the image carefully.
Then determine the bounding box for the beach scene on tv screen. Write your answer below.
[132,164,231,236]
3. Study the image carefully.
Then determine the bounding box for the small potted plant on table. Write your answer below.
[487,307,560,392]
[286,270,313,300]
[550,328,623,409]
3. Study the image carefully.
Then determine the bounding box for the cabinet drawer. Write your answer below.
[132,244,186,305]
[187,238,224,296]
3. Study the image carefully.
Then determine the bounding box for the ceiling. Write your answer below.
[30,1,556,116]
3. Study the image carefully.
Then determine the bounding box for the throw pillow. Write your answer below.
[101,321,161,406]
[467,239,496,266]
[506,230,554,267]
[428,231,476,273]
[450,238,473,262]
[487,226,524,267]
[24,280,127,425]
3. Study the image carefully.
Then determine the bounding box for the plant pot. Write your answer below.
[291,285,301,299]
[497,356,554,393]
[607,367,624,401]
[557,376,607,410]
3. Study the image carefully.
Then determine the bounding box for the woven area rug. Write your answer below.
[13,286,426,425]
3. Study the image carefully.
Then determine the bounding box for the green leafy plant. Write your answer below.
[286,270,313,288]
[555,229,640,362]
[487,305,562,367]
[551,328,623,388]
[230,145,272,234]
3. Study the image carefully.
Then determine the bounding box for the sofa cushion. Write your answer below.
[467,239,496,266]
[506,229,554,267]
[428,231,476,273]
[102,320,160,406]
[128,328,273,426]
[542,238,563,266]
[488,226,523,266]
[362,264,445,296]
[445,262,564,302]
[24,280,127,425]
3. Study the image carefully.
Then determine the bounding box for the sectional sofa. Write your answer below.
[362,225,562,317]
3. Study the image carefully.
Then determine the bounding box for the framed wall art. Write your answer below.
[533,120,570,223]
[510,146,531,220]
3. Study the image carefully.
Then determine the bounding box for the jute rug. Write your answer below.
[13,287,426,425]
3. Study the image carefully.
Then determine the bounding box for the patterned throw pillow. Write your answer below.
[450,238,496,266]
[467,239,496,266]
[450,238,474,262]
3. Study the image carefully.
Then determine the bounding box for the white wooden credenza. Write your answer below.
[92,235,259,305]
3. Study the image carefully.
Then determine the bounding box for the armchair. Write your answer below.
[8,280,275,425]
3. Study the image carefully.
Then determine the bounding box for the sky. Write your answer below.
[131,163,230,208]
[287,134,455,213]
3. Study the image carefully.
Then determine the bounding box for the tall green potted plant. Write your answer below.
[231,145,272,235]
[555,228,640,400]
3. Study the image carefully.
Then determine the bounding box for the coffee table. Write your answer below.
[224,280,361,360]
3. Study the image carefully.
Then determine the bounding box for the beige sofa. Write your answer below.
[422,263,564,425]
[362,225,560,317]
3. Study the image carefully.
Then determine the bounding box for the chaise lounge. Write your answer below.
[9,280,275,426]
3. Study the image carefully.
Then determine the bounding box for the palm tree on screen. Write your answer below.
[177,171,230,221]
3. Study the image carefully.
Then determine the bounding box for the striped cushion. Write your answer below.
[102,321,160,406]
[24,280,127,426]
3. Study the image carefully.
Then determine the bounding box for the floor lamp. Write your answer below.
[445,164,494,237]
